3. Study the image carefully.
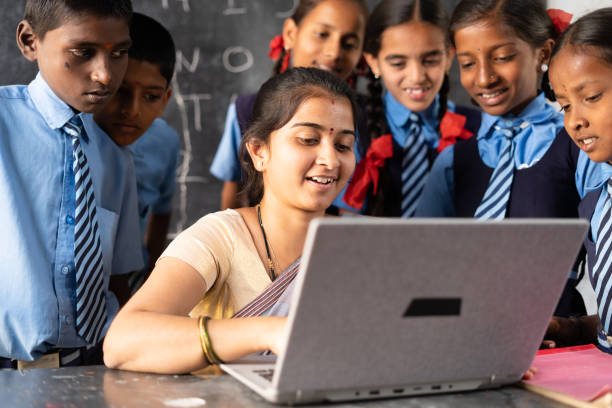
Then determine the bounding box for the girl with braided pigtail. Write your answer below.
[210,0,369,211]
[341,0,481,217]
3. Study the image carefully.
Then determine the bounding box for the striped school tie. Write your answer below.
[474,122,522,220]
[592,179,612,351]
[64,116,107,345]
[401,113,428,218]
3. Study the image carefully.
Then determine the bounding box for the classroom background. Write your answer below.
[0,0,607,237]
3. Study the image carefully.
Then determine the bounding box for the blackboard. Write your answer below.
[0,0,467,236]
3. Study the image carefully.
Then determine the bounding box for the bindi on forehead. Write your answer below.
[329,128,334,135]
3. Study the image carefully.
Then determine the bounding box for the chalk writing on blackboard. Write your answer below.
[175,48,200,74]
[223,46,254,73]
[275,0,298,18]
[223,0,247,15]
[161,0,191,12]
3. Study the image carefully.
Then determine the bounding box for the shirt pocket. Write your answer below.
[97,207,119,275]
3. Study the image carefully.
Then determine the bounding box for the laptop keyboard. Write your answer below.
[253,368,274,382]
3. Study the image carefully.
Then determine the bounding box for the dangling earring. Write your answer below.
[374,73,380,79]
[541,63,549,73]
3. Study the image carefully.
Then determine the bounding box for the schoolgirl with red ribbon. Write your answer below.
[417,0,584,317]
[340,0,481,217]
[209,0,369,210]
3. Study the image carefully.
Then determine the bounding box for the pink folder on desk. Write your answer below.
[522,345,612,407]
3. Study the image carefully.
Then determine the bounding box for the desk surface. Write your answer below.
[0,365,566,407]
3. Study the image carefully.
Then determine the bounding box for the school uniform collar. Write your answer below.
[384,90,439,131]
[477,93,556,140]
[28,72,86,135]
[592,163,612,191]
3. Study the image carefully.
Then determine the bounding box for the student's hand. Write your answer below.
[522,366,537,380]
[541,316,579,349]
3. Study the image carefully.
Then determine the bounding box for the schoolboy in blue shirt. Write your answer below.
[0,0,143,368]
[93,12,178,292]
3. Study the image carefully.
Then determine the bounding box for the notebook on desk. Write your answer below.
[221,218,588,404]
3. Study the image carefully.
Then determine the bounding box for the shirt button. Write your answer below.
[503,130,513,137]
[66,215,75,224]
[504,120,513,127]
[64,315,72,325]
[61,266,69,275]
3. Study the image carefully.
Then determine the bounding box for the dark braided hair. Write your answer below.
[272,0,369,76]
[450,0,557,100]
[364,0,451,139]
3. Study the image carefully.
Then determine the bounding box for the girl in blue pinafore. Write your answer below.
[340,0,480,217]
[544,8,612,353]
[209,0,369,210]
[417,0,585,317]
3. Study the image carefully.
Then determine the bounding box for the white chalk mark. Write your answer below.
[170,76,192,234]
[163,398,206,407]
[183,94,212,131]
[222,46,254,73]
[275,0,299,18]
[176,48,200,73]
[223,0,246,15]
[161,0,190,11]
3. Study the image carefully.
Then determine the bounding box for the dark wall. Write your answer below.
[0,0,468,236]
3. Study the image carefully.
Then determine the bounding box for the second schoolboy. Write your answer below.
[93,12,179,289]
[0,0,142,367]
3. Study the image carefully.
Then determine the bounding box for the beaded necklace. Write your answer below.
[257,204,276,281]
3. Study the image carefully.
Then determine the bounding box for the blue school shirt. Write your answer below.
[210,103,241,182]
[575,154,612,239]
[334,91,455,213]
[416,93,563,217]
[0,73,143,361]
[575,154,612,349]
[127,118,179,264]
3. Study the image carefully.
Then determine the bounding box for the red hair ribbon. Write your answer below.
[268,34,291,73]
[547,9,573,37]
[343,134,393,209]
[437,111,473,153]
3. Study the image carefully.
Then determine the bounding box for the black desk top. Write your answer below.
[0,366,566,407]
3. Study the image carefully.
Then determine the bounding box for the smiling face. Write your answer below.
[18,13,131,113]
[550,46,612,164]
[253,95,355,213]
[94,59,172,146]
[454,18,548,116]
[365,20,451,112]
[282,0,366,80]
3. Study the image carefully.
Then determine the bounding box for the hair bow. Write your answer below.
[343,134,393,209]
[437,111,473,153]
[547,9,573,37]
[268,34,291,73]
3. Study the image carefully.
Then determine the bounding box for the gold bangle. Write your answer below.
[202,316,225,365]
[198,316,215,365]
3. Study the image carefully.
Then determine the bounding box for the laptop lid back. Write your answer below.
[273,218,587,395]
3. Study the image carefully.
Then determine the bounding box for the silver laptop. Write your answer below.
[221,218,588,404]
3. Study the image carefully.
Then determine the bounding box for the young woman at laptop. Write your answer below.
[103,67,358,374]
